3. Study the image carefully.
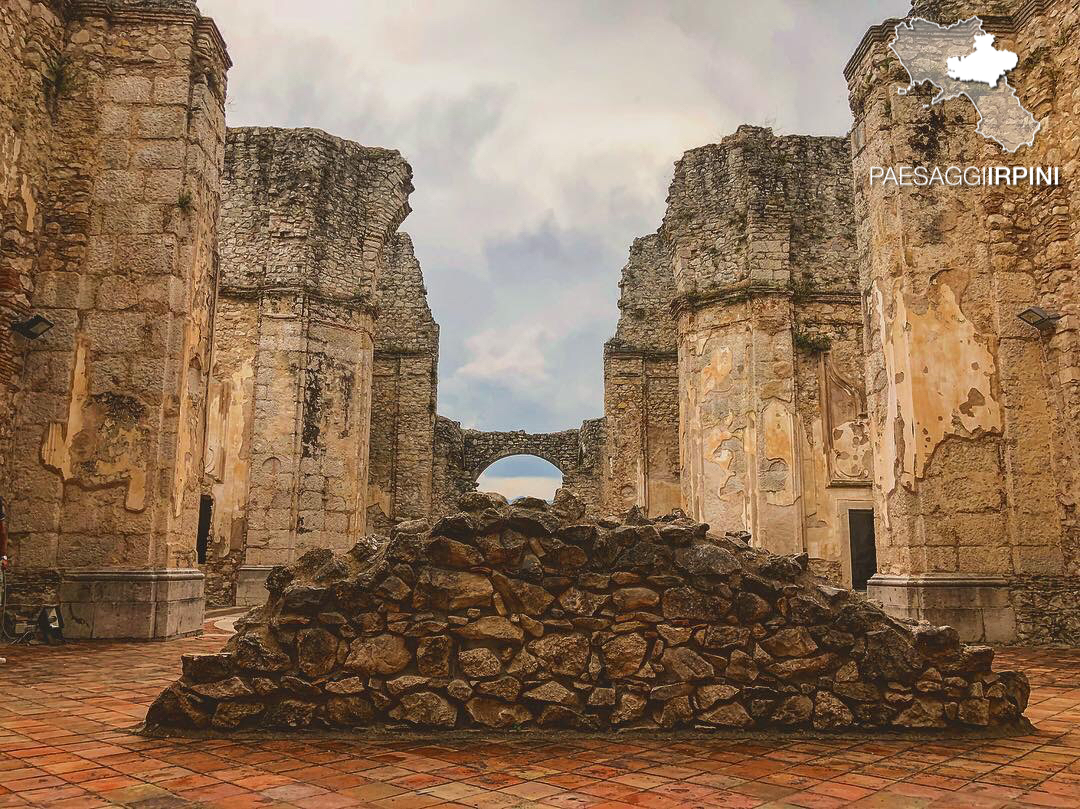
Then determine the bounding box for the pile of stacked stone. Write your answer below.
[147,493,1029,733]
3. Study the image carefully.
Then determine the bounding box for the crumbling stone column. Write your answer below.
[1,0,229,638]
[205,127,412,606]
[601,234,681,517]
[661,127,871,578]
[846,0,1079,642]
[367,233,439,534]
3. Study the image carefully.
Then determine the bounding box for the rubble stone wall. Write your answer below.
[660,127,872,586]
[147,494,1030,734]
[368,233,439,534]
[203,127,413,607]
[846,0,1079,643]
[601,235,681,517]
[1,0,229,638]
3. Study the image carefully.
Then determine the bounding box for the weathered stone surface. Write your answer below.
[601,633,648,678]
[454,616,523,643]
[147,503,1029,733]
[661,647,714,680]
[416,569,493,610]
[530,634,589,677]
[459,648,501,678]
[466,698,531,728]
[416,636,452,677]
[345,635,411,675]
[395,692,457,728]
[296,629,339,679]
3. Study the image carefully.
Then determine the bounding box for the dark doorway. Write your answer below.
[196,495,213,565]
[848,508,877,590]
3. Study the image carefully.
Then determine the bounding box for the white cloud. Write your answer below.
[199,0,910,432]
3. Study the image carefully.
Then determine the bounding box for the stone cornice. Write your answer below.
[218,284,378,316]
[843,0,1054,82]
[66,0,232,69]
[671,283,860,317]
[602,341,678,361]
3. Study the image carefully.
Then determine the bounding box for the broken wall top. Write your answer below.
[609,234,677,355]
[374,232,440,355]
[220,127,414,305]
[661,126,857,309]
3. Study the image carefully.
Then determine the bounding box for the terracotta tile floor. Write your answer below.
[0,617,1076,808]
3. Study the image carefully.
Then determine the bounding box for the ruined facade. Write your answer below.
[600,235,681,518]
[367,233,439,535]
[0,0,1076,645]
[658,128,873,586]
[846,0,1079,643]
[203,127,413,607]
[0,0,229,638]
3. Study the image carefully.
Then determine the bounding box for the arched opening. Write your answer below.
[476,455,563,503]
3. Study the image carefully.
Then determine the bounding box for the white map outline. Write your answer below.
[889,16,1041,153]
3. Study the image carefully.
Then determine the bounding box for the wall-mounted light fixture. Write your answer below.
[1017,306,1062,331]
[10,314,54,340]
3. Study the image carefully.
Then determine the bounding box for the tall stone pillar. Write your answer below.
[661,127,870,575]
[367,232,439,533]
[204,127,412,606]
[1,0,229,638]
[847,0,1079,642]
[601,234,681,517]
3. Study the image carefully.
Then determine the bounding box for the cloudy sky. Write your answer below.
[200,0,909,497]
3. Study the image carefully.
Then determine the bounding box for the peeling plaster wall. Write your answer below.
[661,127,871,581]
[368,232,439,534]
[1,0,229,638]
[601,234,681,517]
[847,0,1079,642]
[207,126,413,606]
[0,1,64,494]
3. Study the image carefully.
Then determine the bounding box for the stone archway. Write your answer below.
[462,429,580,481]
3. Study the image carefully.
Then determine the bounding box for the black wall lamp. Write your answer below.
[10,314,54,340]
[1017,306,1062,331]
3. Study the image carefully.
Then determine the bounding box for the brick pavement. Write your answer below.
[0,616,1075,808]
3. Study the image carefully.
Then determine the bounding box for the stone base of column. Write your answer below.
[867,573,1016,643]
[236,565,275,607]
[58,570,204,640]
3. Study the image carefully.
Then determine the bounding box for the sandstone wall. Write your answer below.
[368,233,439,533]
[1,0,229,638]
[661,127,872,585]
[846,0,1079,643]
[148,493,1030,734]
[601,235,681,517]
[0,0,64,491]
[203,127,413,607]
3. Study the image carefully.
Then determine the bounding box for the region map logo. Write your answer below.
[890,16,1039,153]
[867,16,1058,189]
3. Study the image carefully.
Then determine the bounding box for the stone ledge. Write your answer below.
[868,574,1016,644]
[59,569,204,640]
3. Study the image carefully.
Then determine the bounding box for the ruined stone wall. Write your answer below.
[368,233,439,534]
[431,416,473,518]
[0,0,229,638]
[0,1,65,493]
[204,127,413,606]
[429,419,605,515]
[601,235,681,517]
[661,127,871,584]
[148,492,1030,734]
[846,0,1079,643]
